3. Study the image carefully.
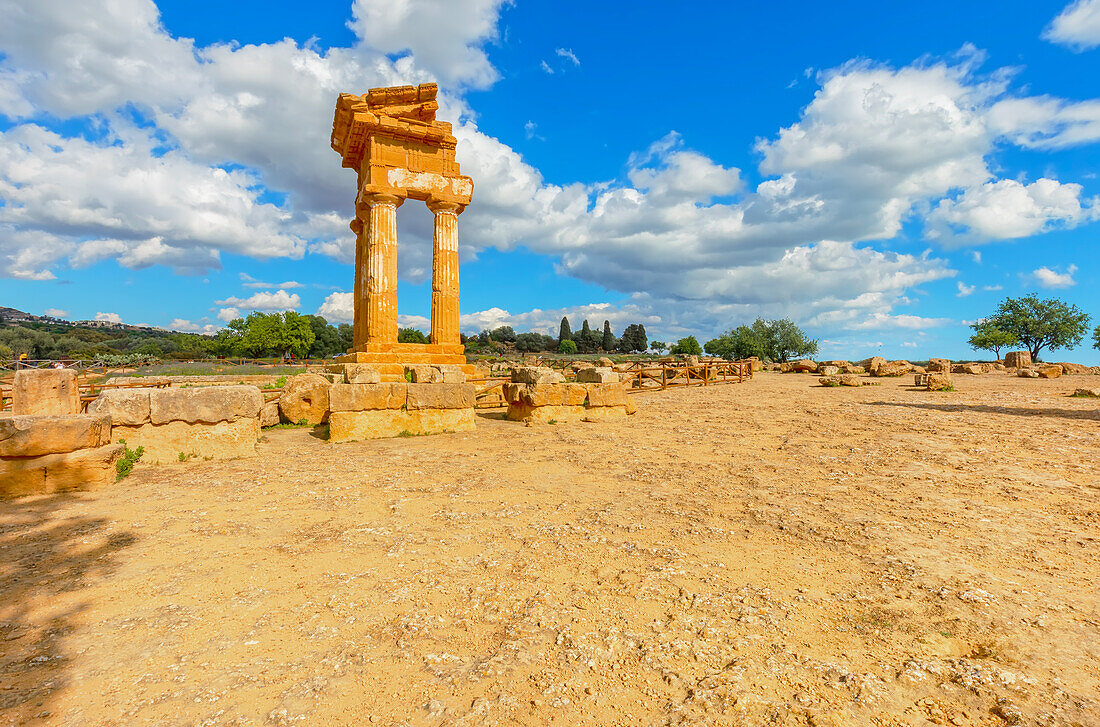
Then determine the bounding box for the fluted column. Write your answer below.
[364,193,403,345]
[350,216,367,351]
[428,201,462,345]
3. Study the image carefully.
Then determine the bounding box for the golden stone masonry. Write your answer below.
[331,83,473,379]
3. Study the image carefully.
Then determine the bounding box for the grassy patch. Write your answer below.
[177,451,198,462]
[115,439,144,481]
[1070,391,1100,398]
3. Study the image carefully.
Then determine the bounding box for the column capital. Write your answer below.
[361,192,405,208]
[427,199,464,215]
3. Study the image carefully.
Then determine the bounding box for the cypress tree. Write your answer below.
[601,320,614,351]
[558,316,572,343]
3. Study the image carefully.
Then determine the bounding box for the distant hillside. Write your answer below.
[0,305,209,360]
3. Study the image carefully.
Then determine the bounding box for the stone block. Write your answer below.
[437,364,467,383]
[111,418,261,464]
[0,414,112,457]
[872,360,913,377]
[328,408,476,442]
[505,402,585,424]
[405,364,443,383]
[88,388,153,426]
[576,367,619,384]
[13,368,80,415]
[511,366,565,385]
[1004,351,1032,369]
[278,374,330,425]
[1038,365,1063,379]
[819,374,862,387]
[925,372,953,391]
[1,444,124,498]
[581,405,628,422]
[406,383,475,410]
[150,385,262,425]
[585,382,627,407]
[1018,368,1039,378]
[329,383,407,412]
[260,401,280,428]
[818,365,840,376]
[927,358,951,373]
[341,364,382,384]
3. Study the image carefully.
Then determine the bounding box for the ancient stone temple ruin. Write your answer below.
[330,82,473,379]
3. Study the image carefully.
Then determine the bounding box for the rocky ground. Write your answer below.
[1,372,1098,726]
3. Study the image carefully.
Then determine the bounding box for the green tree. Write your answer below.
[558,338,577,355]
[558,316,573,344]
[305,314,345,357]
[336,323,353,353]
[489,325,516,343]
[1093,323,1100,351]
[670,336,703,355]
[516,332,553,352]
[987,294,1090,361]
[618,323,648,353]
[601,321,615,351]
[277,311,315,359]
[705,326,765,360]
[967,319,1017,359]
[763,318,818,362]
[650,340,668,354]
[398,327,430,344]
[576,319,601,353]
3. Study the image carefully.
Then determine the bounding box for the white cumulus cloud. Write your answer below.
[94,312,122,323]
[1044,0,1100,50]
[215,290,301,311]
[1029,264,1078,288]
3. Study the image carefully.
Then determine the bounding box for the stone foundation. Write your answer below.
[329,408,475,441]
[503,367,637,424]
[90,385,262,464]
[13,368,80,415]
[327,381,476,442]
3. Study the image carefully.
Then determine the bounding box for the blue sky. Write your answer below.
[2,0,1100,361]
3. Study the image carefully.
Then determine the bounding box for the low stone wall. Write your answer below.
[1,413,122,496]
[327,382,476,442]
[503,367,636,423]
[89,386,262,464]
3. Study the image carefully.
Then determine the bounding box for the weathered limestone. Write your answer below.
[819,374,862,387]
[260,401,280,428]
[503,367,636,423]
[2,444,124,498]
[872,360,913,377]
[0,414,111,457]
[860,357,887,375]
[331,83,473,376]
[927,358,951,373]
[1018,368,1039,378]
[327,381,477,441]
[404,364,466,384]
[278,374,330,425]
[576,367,619,384]
[818,365,840,376]
[93,385,262,464]
[925,372,953,391]
[1038,365,1063,379]
[1004,351,1032,369]
[13,368,80,415]
[791,359,817,373]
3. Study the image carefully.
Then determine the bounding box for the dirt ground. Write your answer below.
[2,372,1098,726]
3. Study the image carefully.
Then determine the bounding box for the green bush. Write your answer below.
[559,339,577,354]
[115,439,144,481]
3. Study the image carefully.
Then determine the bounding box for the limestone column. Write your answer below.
[350,216,367,351]
[363,193,403,345]
[428,200,462,345]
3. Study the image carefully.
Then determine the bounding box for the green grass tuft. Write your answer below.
[115,439,144,481]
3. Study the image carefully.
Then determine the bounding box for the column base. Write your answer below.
[336,343,473,381]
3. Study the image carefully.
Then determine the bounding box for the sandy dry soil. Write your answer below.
[1,373,1098,726]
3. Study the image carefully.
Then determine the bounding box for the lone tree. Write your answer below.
[670,336,703,355]
[705,325,765,361]
[559,338,577,355]
[650,340,668,354]
[967,319,1016,359]
[558,316,572,344]
[1094,323,1100,351]
[576,320,601,353]
[986,294,1090,362]
[601,320,615,351]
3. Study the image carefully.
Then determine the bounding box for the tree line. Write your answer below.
[462,317,651,354]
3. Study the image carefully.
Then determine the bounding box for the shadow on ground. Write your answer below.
[0,496,136,723]
[864,400,1100,420]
